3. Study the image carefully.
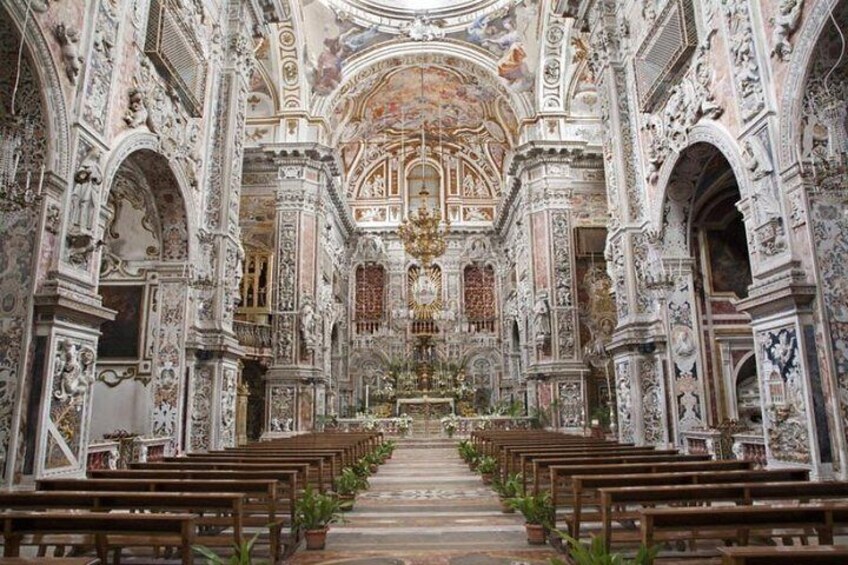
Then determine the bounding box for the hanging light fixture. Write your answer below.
[398,62,450,268]
[1,0,45,213]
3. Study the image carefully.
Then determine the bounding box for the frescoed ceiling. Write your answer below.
[243,0,600,228]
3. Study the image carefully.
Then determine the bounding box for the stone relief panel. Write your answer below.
[150,281,188,451]
[43,338,96,474]
[720,0,765,122]
[558,380,583,428]
[638,355,665,446]
[220,367,237,448]
[551,212,576,359]
[616,359,634,443]
[81,0,120,135]
[667,275,706,434]
[810,195,848,448]
[268,385,295,431]
[759,325,811,465]
[189,365,213,452]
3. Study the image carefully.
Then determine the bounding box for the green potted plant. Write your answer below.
[294,485,344,550]
[549,533,658,565]
[334,467,368,511]
[457,440,477,463]
[364,452,382,474]
[352,459,371,479]
[492,472,523,513]
[476,455,498,484]
[508,492,554,545]
[194,533,263,565]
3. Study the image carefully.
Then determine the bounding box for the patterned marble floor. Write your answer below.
[288,438,558,564]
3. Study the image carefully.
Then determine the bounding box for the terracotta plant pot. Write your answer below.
[499,498,515,513]
[525,523,546,545]
[369,464,378,473]
[481,472,493,485]
[305,527,328,550]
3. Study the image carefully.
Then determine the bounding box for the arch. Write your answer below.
[102,133,198,263]
[1,1,71,179]
[312,41,533,127]
[777,0,841,169]
[651,123,753,244]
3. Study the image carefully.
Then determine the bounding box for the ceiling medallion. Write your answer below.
[402,16,446,41]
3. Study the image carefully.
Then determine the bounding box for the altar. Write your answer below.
[396,397,454,418]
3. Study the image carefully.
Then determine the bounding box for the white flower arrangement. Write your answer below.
[397,413,413,433]
[441,413,460,437]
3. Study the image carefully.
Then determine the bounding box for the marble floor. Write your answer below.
[288,438,559,564]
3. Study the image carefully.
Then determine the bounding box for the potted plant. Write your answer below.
[549,533,658,565]
[476,455,498,484]
[364,452,382,474]
[294,485,343,550]
[334,467,368,511]
[508,492,554,545]
[194,533,263,565]
[457,440,476,463]
[492,472,523,513]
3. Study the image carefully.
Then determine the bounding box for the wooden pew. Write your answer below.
[564,468,810,539]
[0,512,197,565]
[718,545,848,565]
[0,559,98,565]
[170,454,335,489]
[598,480,848,551]
[532,452,711,493]
[129,460,323,490]
[36,476,292,559]
[547,458,749,501]
[0,491,246,546]
[640,503,848,553]
[504,446,667,479]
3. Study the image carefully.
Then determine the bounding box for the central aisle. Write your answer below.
[289,438,559,564]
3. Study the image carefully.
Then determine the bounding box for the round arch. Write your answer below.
[1,1,71,179]
[311,41,533,127]
[102,133,198,263]
[777,0,842,169]
[651,122,753,245]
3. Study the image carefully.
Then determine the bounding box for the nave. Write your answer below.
[290,437,557,564]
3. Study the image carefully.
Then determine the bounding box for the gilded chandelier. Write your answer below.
[398,207,449,268]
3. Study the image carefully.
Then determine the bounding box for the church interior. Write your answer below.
[1,0,848,562]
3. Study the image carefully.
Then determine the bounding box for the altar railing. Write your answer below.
[333,416,536,437]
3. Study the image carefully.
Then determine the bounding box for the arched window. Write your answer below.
[407,162,441,214]
[355,264,385,334]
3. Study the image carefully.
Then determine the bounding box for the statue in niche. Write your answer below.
[300,297,321,350]
[70,149,103,234]
[54,340,96,402]
[533,292,551,346]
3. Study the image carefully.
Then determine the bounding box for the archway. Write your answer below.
[655,142,755,444]
[0,5,70,484]
[91,148,190,451]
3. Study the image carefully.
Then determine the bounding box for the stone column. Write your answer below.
[262,145,344,433]
[184,0,254,452]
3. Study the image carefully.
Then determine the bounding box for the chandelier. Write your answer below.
[1,2,44,213]
[1,118,44,212]
[399,206,449,268]
[397,63,450,268]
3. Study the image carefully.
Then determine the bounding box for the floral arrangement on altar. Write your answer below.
[397,413,413,435]
[441,413,459,437]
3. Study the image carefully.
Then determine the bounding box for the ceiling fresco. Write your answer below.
[242,0,600,229]
[301,0,542,97]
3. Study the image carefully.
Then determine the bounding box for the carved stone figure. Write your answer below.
[54,340,96,401]
[771,0,803,61]
[300,297,321,350]
[533,292,552,346]
[70,149,103,233]
[54,24,84,83]
[124,88,149,129]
